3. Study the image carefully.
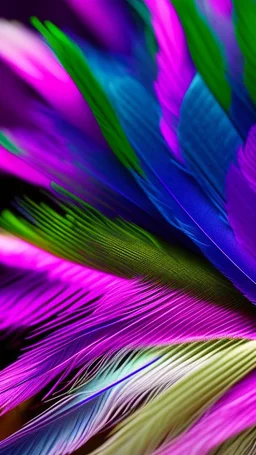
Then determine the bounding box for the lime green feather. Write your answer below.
[92,340,256,455]
[0,186,251,310]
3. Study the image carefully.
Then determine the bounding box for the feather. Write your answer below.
[171,0,231,111]
[89,340,256,455]
[0,341,243,455]
[198,0,256,141]
[178,73,241,218]
[0,191,251,305]
[0,21,102,141]
[210,427,256,455]
[233,0,256,106]
[226,164,256,260]
[145,0,195,161]
[0,233,139,331]
[0,350,159,454]
[156,371,256,454]
[237,125,256,193]
[31,18,142,176]
[202,0,256,139]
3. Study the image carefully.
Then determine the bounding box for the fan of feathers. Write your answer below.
[0,0,256,454]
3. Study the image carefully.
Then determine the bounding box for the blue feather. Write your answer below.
[105,75,256,302]
[179,73,242,220]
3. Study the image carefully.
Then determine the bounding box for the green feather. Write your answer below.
[31,17,143,176]
[212,427,256,455]
[0,131,23,156]
[171,0,231,111]
[233,0,256,105]
[127,0,158,58]
[0,186,251,310]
